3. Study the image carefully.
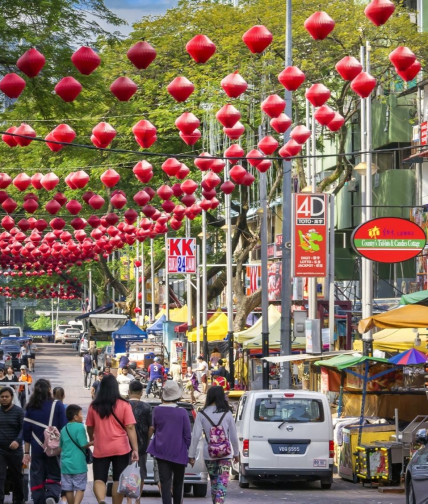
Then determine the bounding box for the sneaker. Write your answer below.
[46,497,56,504]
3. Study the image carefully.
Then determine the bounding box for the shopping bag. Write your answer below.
[117,462,141,498]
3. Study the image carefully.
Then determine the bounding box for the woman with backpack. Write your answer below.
[188,386,239,504]
[23,378,67,504]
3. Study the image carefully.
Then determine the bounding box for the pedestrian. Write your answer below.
[4,366,18,385]
[145,357,165,398]
[20,341,31,369]
[169,360,182,382]
[53,386,67,504]
[82,350,92,389]
[86,373,139,504]
[127,380,152,504]
[28,339,36,372]
[195,355,208,394]
[18,365,32,408]
[183,367,198,404]
[209,347,222,369]
[90,371,103,399]
[188,386,239,504]
[23,378,67,504]
[0,386,25,504]
[147,380,191,504]
[116,366,132,399]
[60,404,92,504]
[211,360,230,391]
[0,367,7,382]
[118,354,129,375]
[90,346,99,369]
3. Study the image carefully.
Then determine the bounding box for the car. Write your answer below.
[61,328,81,344]
[0,326,23,338]
[0,337,21,370]
[54,325,70,343]
[405,428,428,504]
[106,400,208,498]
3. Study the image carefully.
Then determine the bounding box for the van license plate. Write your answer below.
[271,444,307,455]
[313,459,327,467]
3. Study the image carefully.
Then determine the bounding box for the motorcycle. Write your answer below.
[150,377,164,399]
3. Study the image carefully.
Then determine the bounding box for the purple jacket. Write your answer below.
[147,405,191,465]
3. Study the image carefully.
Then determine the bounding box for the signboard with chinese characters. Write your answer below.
[292,193,328,277]
[167,238,197,274]
[421,121,427,145]
[352,217,426,263]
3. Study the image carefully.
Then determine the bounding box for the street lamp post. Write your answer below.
[260,171,270,389]
[202,210,209,359]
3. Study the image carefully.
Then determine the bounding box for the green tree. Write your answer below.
[27,313,51,330]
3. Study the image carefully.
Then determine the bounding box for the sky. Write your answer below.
[103,0,179,35]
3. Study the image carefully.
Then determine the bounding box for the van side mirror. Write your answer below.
[415,428,428,445]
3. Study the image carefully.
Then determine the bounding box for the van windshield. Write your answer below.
[0,328,20,337]
[254,398,324,423]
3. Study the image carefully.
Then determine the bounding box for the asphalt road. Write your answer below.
[13,343,406,504]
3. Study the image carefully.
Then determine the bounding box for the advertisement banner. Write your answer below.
[292,193,328,277]
[245,265,262,295]
[267,262,282,301]
[167,238,197,274]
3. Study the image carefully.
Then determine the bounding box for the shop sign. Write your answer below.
[275,234,283,258]
[421,122,428,145]
[167,238,197,273]
[292,193,328,277]
[352,217,426,263]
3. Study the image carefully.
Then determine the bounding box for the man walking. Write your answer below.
[0,386,24,504]
[195,355,208,394]
[82,350,92,389]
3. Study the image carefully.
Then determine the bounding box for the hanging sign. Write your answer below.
[167,238,197,273]
[352,217,426,263]
[292,193,328,277]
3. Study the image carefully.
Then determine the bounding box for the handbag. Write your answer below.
[65,425,93,464]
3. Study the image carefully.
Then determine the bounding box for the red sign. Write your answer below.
[167,238,197,273]
[421,122,427,145]
[352,217,426,263]
[292,193,328,277]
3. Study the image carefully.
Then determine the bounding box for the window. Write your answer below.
[236,395,247,421]
[254,398,324,423]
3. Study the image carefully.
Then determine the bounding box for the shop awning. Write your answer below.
[403,149,428,164]
[187,312,229,342]
[354,327,428,353]
[235,305,281,343]
[314,354,389,370]
[358,304,428,333]
[262,350,355,363]
[400,290,428,306]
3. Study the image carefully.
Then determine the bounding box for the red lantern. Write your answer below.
[177,163,190,180]
[52,124,76,143]
[13,173,31,191]
[71,46,101,75]
[1,216,15,231]
[186,34,216,63]
[15,123,36,147]
[167,76,194,102]
[162,200,175,213]
[133,161,153,183]
[2,198,17,214]
[224,144,245,165]
[101,169,120,188]
[304,11,335,40]
[270,113,292,133]
[88,194,105,210]
[70,218,87,230]
[0,73,26,98]
[364,0,395,26]
[133,119,157,141]
[65,173,77,189]
[40,172,59,191]
[53,192,67,206]
[171,183,184,198]
[261,95,286,119]
[87,215,101,228]
[194,153,213,171]
[175,112,200,134]
[181,194,196,208]
[16,48,45,77]
[326,112,345,132]
[66,200,82,215]
[54,77,82,102]
[279,139,302,158]
[229,165,247,184]
[110,77,138,101]
[305,84,331,107]
[242,172,255,187]
[181,179,198,195]
[210,159,225,174]
[246,149,264,167]
[17,218,30,232]
[110,193,127,209]
[202,171,221,190]
[92,122,117,147]
[351,72,376,98]
[278,66,306,91]
[2,127,18,148]
[314,105,335,126]
[223,122,245,140]
[127,41,157,69]
[70,170,90,189]
[258,136,279,155]
[23,198,38,213]
[397,60,421,82]
[290,125,311,144]
[201,187,217,199]
[133,190,150,206]
[256,159,272,173]
[45,132,64,152]
[50,218,66,230]
[143,187,155,200]
[142,204,157,218]
[157,185,174,200]
[45,200,61,215]
[242,25,273,54]
[335,56,362,81]
[179,129,201,146]
[216,104,241,128]
[220,181,235,194]
[162,158,181,177]
[0,190,9,202]
[221,71,248,98]
[389,46,416,71]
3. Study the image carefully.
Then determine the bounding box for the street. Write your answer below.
[14,343,406,504]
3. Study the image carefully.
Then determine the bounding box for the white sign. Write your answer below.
[167,238,197,274]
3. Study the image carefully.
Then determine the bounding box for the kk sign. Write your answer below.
[292,193,328,277]
[167,238,197,274]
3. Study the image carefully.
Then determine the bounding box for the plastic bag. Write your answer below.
[118,462,141,498]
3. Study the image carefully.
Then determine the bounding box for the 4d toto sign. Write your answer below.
[352,217,426,263]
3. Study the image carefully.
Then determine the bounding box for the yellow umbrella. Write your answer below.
[358,304,428,333]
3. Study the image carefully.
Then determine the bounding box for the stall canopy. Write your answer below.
[400,290,428,306]
[358,304,428,333]
[354,327,428,353]
[187,312,229,343]
[235,305,281,343]
[112,320,147,354]
[147,314,166,335]
[155,306,188,323]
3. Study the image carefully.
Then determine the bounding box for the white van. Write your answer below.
[233,390,334,489]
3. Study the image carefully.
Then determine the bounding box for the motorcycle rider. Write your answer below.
[145,357,165,398]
